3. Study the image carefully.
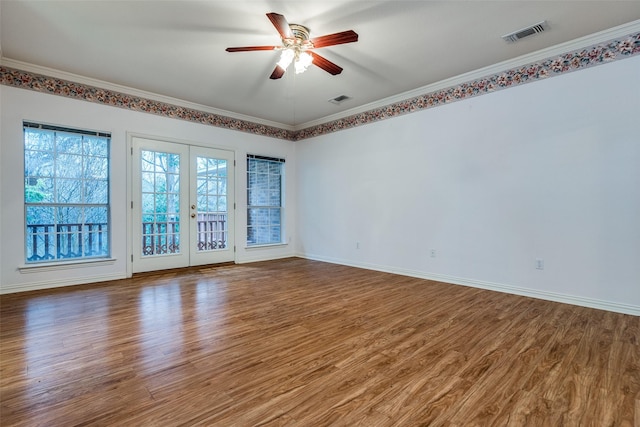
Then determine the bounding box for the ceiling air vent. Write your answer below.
[502,21,548,43]
[329,95,351,105]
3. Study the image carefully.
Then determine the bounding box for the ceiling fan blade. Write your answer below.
[310,52,343,75]
[270,65,286,80]
[266,12,292,39]
[310,30,358,48]
[226,46,279,52]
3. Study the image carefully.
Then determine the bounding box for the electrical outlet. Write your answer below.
[430,249,437,258]
[535,258,544,270]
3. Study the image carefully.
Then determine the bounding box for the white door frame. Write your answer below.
[127,134,235,276]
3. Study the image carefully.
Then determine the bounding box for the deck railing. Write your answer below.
[141,220,180,255]
[195,213,227,251]
[141,213,227,256]
[27,214,227,261]
[26,223,109,262]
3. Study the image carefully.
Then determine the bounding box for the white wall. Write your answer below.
[2,56,639,315]
[1,86,297,292]
[295,55,640,315]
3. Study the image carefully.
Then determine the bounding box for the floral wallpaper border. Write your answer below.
[295,31,640,140]
[0,66,292,141]
[1,31,639,142]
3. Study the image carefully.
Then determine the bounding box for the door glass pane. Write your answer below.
[195,156,227,252]
[141,150,181,256]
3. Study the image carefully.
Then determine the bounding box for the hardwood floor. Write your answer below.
[1,258,638,426]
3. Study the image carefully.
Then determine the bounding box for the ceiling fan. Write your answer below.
[225,12,358,80]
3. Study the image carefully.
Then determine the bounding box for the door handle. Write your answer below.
[191,213,196,218]
[191,204,196,210]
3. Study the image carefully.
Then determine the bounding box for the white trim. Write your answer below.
[0,272,126,294]
[0,58,296,132]
[298,19,640,130]
[126,131,239,152]
[126,133,134,279]
[297,253,640,317]
[3,20,638,134]
[236,252,295,264]
[128,134,238,273]
[18,258,117,273]
[245,243,289,250]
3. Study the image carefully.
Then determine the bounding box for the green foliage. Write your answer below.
[25,179,48,203]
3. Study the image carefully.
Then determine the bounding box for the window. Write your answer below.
[247,155,284,246]
[24,122,111,263]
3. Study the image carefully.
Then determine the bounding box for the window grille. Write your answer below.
[24,122,111,262]
[247,155,284,246]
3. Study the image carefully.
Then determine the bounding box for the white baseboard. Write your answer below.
[297,253,640,317]
[4,254,637,316]
[236,252,296,265]
[0,273,127,295]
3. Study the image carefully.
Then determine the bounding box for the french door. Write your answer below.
[132,137,234,273]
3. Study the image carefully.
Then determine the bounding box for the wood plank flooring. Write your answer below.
[1,257,638,426]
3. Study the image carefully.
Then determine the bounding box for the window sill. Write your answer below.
[245,243,288,250]
[18,258,117,273]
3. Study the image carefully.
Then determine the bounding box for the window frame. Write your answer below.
[23,121,112,264]
[246,154,285,247]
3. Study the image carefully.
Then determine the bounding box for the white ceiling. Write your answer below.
[2,1,640,129]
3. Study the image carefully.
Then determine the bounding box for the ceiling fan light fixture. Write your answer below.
[277,49,295,69]
[226,12,358,79]
[295,51,313,74]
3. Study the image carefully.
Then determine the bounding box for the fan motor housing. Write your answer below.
[289,24,310,41]
[284,24,314,50]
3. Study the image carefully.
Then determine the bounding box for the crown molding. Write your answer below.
[297,19,640,131]
[2,19,639,140]
[0,57,296,132]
